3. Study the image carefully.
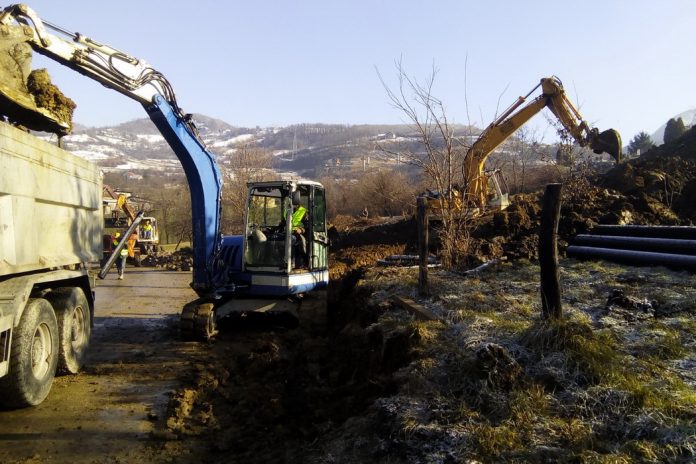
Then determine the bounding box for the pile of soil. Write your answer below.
[141,248,194,271]
[329,215,417,281]
[0,39,74,135]
[602,126,696,223]
[26,68,76,132]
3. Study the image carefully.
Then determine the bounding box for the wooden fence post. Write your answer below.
[417,197,429,296]
[539,183,563,319]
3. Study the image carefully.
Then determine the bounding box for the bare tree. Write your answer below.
[219,143,274,234]
[377,59,473,268]
[357,170,416,217]
[150,182,191,247]
[503,126,547,194]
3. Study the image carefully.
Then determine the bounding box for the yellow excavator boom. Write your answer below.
[463,76,622,210]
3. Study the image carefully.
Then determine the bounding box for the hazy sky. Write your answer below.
[19,0,696,143]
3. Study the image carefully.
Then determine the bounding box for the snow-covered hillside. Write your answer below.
[36,117,432,179]
[651,109,696,145]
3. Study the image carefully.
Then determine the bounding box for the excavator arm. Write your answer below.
[0,4,222,294]
[464,76,622,209]
[104,185,138,223]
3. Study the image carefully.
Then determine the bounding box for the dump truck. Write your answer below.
[0,120,101,408]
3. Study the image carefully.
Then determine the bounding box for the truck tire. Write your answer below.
[0,298,59,409]
[46,287,91,375]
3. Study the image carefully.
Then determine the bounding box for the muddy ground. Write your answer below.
[0,270,202,463]
[0,266,384,464]
[3,128,696,463]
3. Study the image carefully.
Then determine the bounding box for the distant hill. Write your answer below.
[51,116,481,179]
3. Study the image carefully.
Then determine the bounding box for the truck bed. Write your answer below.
[0,121,102,276]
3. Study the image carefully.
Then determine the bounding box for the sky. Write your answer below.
[16,0,696,143]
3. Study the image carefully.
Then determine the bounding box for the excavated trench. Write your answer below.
[152,264,413,463]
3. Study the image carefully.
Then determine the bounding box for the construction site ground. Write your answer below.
[2,242,695,463]
[0,270,201,463]
[3,128,696,462]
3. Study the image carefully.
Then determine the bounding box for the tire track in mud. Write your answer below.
[0,271,207,464]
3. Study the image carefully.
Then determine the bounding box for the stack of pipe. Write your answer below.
[566,225,696,272]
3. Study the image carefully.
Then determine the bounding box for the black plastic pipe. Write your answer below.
[566,245,696,272]
[573,234,696,255]
[590,225,696,240]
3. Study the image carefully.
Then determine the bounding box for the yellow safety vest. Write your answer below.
[113,238,128,257]
[292,206,307,229]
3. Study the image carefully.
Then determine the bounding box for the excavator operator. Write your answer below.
[291,202,308,268]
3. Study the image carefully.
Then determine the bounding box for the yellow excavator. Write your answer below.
[103,185,160,259]
[427,76,622,213]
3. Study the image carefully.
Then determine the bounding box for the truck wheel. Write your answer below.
[46,287,91,375]
[0,298,59,409]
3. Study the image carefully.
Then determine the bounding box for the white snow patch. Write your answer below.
[115,161,148,170]
[65,133,97,143]
[96,135,126,145]
[136,134,166,144]
[70,150,109,161]
[211,133,254,148]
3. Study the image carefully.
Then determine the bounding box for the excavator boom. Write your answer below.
[540,77,622,162]
[0,3,222,294]
[462,76,622,210]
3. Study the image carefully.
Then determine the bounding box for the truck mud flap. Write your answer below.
[0,314,12,377]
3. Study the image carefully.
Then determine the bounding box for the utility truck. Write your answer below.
[0,121,100,408]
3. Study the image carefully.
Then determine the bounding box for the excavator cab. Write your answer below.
[242,180,329,290]
[485,169,509,210]
[590,128,623,163]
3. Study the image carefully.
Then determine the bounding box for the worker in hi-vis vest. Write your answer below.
[112,232,129,280]
[291,204,307,268]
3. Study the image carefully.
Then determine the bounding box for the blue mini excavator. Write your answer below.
[0,4,329,339]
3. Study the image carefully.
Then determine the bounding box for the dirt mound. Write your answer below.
[141,249,194,271]
[329,215,416,282]
[0,39,74,135]
[26,68,76,132]
[602,126,696,224]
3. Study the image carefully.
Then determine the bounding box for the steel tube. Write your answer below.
[98,211,144,279]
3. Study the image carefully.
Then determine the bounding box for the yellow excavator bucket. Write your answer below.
[591,128,623,163]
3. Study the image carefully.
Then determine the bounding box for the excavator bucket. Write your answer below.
[591,128,623,163]
[0,33,73,135]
